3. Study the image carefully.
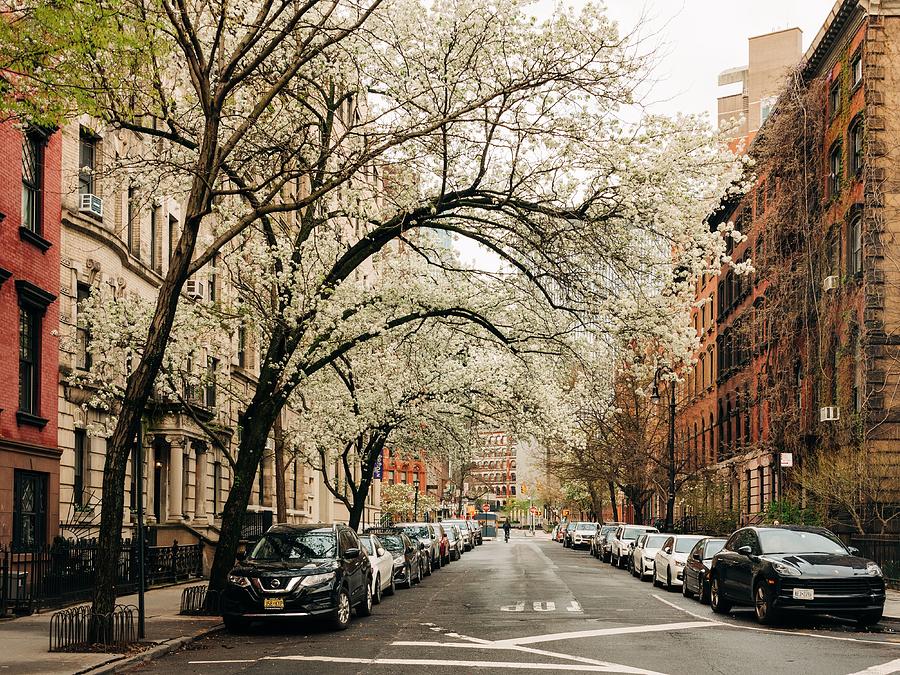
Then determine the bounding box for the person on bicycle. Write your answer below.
[503,520,511,542]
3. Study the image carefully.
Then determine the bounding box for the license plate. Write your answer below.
[792,588,814,600]
[264,597,285,610]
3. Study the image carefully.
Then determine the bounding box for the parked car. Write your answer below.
[360,532,396,603]
[653,535,706,590]
[682,537,727,603]
[396,522,443,570]
[571,522,599,550]
[445,524,463,560]
[372,528,423,589]
[443,519,473,551]
[562,521,579,547]
[222,523,372,632]
[598,528,619,562]
[709,526,886,626]
[631,533,671,581]
[592,523,623,559]
[554,522,568,543]
[466,519,483,545]
[610,525,658,568]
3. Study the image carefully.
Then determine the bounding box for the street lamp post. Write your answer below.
[413,478,420,521]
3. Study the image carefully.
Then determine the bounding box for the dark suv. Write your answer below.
[366,527,423,588]
[222,523,373,632]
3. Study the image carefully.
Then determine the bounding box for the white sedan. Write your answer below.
[361,533,396,603]
[654,535,706,590]
[631,533,672,581]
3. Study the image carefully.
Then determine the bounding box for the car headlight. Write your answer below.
[227,574,251,588]
[866,562,884,577]
[675,560,685,567]
[771,561,801,577]
[300,572,334,587]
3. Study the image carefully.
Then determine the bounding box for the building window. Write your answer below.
[828,143,842,198]
[293,460,299,510]
[76,283,92,370]
[74,429,87,507]
[150,203,160,272]
[168,213,178,263]
[237,323,246,368]
[19,306,40,414]
[79,130,96,195]
[213,461,222,515]
[849,116,864,176]
[851,52,863,89]
[127,185,139,257]
[208,253,218,302]
[829,80,841,118]
[205,356,218,408]
[21,133,44,233]
[13,470,48,550]
[848,215,863,276]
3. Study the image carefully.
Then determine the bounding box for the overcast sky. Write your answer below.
[454,0,838,270]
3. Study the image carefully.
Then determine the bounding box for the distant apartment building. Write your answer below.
[677,0,900,532]
[717,28,803,147]
[0,120,62,548]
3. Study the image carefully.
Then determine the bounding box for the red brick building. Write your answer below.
[0,120,61,548]
[382,447,427,492]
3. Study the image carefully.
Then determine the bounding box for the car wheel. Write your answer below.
[357,579,374,617]
[857,610,883,627]
[682,577,694,599]
[753,581,778,625]
[710,576,731,614]
[385,573,396,596]
[331,587,352,630]
[223,614,249,633]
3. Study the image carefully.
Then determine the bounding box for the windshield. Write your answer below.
[758,530,847,555]
[575,523,595,531]
[402,526,430,538]
[380,534,406,553]
[600,525,617,535]
[446,528,457,541]
[249,529,336,561]
[567,523,577,531]
[645,535,668,548]
[623,527,649,540]
[704,540,726,558]
[675,538,702,553]
[361,538,375,555]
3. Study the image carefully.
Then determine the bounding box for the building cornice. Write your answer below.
[0,436,62,459]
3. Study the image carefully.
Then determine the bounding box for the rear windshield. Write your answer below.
[675,538,702,553]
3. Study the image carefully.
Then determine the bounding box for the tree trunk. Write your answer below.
[608,481,619,522]
[92,182,212,616]
[273,411,287,523]
[208,395,282,591]
[664,384,677,531]
[587,481,603,522]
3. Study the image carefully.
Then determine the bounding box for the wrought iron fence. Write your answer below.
[1,539,203,617]
[240,511,273,542]
[848,535,900,587]
[179,584,221,616]
[49,603,137,652]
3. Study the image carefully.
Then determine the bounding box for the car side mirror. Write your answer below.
[235,550,247,562]
[737,545,752,556]
[344,547,361,559]
[664,547,672,554]
[848,546,859,555]
[376,547,386,557]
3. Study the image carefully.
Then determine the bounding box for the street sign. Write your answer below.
[529,506,539,516]
[780,452,793,467]
[562,509,569,517]
[373,452,383,479]
[481,503,490,512]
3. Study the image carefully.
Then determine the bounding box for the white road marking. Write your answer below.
[188,660,256,664]
[567,600,583,612]
[534,601,556,612]
[501,601,525,612]
[652,593,900,647]
[846,659,900,675]
[261,655,664,673]
[492,621,717,646]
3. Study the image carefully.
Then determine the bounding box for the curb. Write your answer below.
[81,623,225,674]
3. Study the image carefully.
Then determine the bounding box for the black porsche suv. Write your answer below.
[709,525,886,626]
[221,523,373,631]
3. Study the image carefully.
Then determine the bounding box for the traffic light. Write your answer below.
[521,483,527,494]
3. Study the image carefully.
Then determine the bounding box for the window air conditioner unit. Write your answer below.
[822,275,838,291]
[184,278,205,300]
[79,193,103,218]
[820,406,840,422]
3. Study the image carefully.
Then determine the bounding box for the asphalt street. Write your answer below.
[141,531,900,675]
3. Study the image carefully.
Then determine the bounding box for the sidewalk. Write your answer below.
[885,588,900,621]
[0,583,221,675]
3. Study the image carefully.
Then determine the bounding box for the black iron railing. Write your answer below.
[240,511,273,542]
[848,535,900,587]
[49,603,137,652]
[0,539,203,617]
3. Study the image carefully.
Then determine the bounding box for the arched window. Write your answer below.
[849,115,864,176]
